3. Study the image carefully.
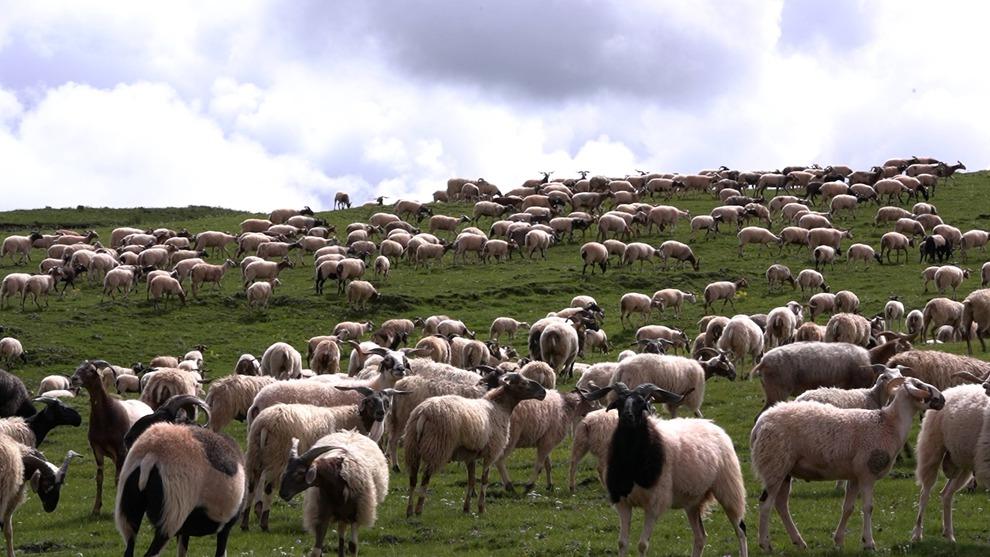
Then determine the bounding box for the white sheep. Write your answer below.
[934,265,970,299]
[751,377,944,550]
[922,297,964,342]
[846,243,880,267]
[404,373,547,516]
[580,242,609,275]
[204,374,276,432]
[0,338,24,369]
[824,313,871,346]
[246,278,280,309]
[718,314,764,367]
[764,303,802,350]
[765,264,796,293]
[609,353,735,418]
[242,258,293,289]
[657,240,699,270]
[737,226,781,257]
[961,288,990,354]
[345,280,378,309]
[619,293,661,327]
[489,317,530,342]
[702,279,747,312]
[259,342,303,380]
[568,409,616,492]
[796,269,828,296]
[884,299,905,331]
[834,289,860,314]
[148,275,185,310]
[879,231,913,263]
[650,288,696,318]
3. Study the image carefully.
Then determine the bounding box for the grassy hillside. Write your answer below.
[1,172,989,556]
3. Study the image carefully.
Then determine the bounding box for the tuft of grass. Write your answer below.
[0,173,989,555]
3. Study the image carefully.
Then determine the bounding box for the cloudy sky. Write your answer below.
[0,1,986,211]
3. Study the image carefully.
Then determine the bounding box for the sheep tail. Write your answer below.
[750,361,764,378]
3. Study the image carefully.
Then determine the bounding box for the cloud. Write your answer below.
[0,0,987,211]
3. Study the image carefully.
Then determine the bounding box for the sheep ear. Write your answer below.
[30,469,41,492]
[870,364,888,376]
[582,384,614,402]
[885,376,906,395]
[904,380,931,401]
[401,348,431,357]
[605,399,621,412]
[336,385,374,397]
[305,466,318,485]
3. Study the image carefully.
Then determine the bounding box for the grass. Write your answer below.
[1,172,989,556]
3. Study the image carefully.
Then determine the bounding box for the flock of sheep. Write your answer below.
[0,156,989,557]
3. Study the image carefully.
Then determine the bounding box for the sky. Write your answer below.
[0,0,987,211]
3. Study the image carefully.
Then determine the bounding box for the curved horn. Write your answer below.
[634,383,688,405]
[382,389,411,397]
[367,347,390,357]
[335,385,375,397]
[160,394,211,426]
[952,370,985,384]
[582,384,616,402]
[298,444,335,465]
[56,450,83,483]
[289,437,300,459]
[695,347,720,359]
[32,396,59,407]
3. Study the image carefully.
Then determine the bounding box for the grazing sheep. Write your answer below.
[813,246,838,271]
[846,243,881,267]
[795,366,903,409]
[568,409,616,492]
[619,293,661,327]
[794,321,827,342]
[189,259,237,297]
[345,280,379,310]
[489,317,530,342]
[140,369,201,410]
[889,350,990,391]
[702,279,747,312]
[961,289,990,354]
[796,269,828,296]
[650,288,696,317]
[243,258,293,288]
[834,290,860,314]
[404,373,547,516]
[260,342,303,380]
[765,264,796,293]
[278,431,388,557]
[751,377,944,551]
[539,320,583,378]
[0,339,24,370]
[147,275,185,310]
[764,303,802,350]
[824,313,871,346]
[934,265,970,299]
[690,214,722,239]
[580,242,609,275]
[657,240,700,270]
[635,325,689,355]
[884,299,905,330]
[583,383,748,557]
[246,278,280,309]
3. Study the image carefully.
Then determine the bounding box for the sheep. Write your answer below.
[0,437,80,556]
[0,339,24,370]
[620,293,661,327]
[248,348,412,423]
[242,388,399,531]
[884,299,905,330]
[737,226,781,257]
[690,214,722,239]
[764,303,802,350]
[718,314,764,367]
[582,383,748,557]
[779,226,810,253]
[813,246,837,271]
[635,325,688,354]
[413,335,450,363]
[269,206,314,224]
[404,373,547,516]
[807,292,836,322]
[140,369,201,410]
[921,265,940,292]
[539,319,584,378]
[310,339,342,375]
[260,342,303,380]
[646,205,690,233]
[621,242,658,268]
[148,275,185,310]
[824,313,871,346]
[751,376,944,551]
[495,387,597,493]
[961,289,990,354]
[702,278,747,312]
[489,317,530,342]
[437,318,475,338]
[246,278,279,309]
[0,233,42,265]
[795,366,903,409]
[906,309,924,338]
[204,375,276,432]
[793,321,827,342]
[580,241,609,275]
[115,422,244,557]
[373,255,390,280]
[345,280,378,310]
[70,360,153,515]
[596,213,632,241]
[796,269,828,295]
[921,297,964,342]
[428,214,470,235]
[880,231,913,263]
[650,288,696,317]
[765,264,796,293]
[193,230,238,258]
[609,352,735,418]
[911,383,990,542]
[0,397,81,447]
[933,224,963,249]
[38,374,71,395]
[189,259,237,297]
[934,265,970,299]
[889,350,990,390]
[568,409,616,492]
[242,258,293,289]
[278,431,389,557]
[846,243,880,267]
[960,229,989,258]
[657,240,700,270]
[834,290,860,314]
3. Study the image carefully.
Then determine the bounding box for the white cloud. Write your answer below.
[0,0,987,210]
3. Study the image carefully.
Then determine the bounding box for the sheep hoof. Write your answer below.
[503,483,515,495]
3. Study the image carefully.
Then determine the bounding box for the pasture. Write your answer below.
[1,170,989,556]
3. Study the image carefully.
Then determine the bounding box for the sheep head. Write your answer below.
[698,350,736,381]
[25,449,82,512]
[590,383,687,428]
[280,438,337,502]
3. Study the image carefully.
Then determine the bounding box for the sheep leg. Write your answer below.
[832,478,860,546]
[615,502,634,557]
[214,517,236,557]
[685,505,707,557]
[773,476,806,549]
[177,534,189,557]
[348,524,358,556]
[144,529,171,557]
[405,465,419,517]
[4,518,14,557]
[463,460,478,512]
[940,472,971,542]
[478,465,491,514]
[495,450,515,494]
[414,470,432,516]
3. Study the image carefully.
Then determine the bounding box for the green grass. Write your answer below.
[1,173,990,556]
